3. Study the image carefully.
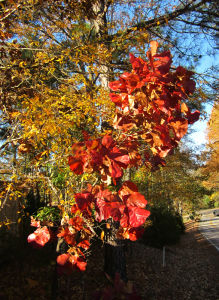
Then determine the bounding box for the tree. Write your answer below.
[24,41,200,287]
[134,147,208,214]
[0,0,211,288]
[1,0,216,161]
[1,0,215,189]
[201,102,219,198]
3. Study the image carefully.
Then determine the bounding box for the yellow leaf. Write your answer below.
[11,111,20,118]
[19,61,26,68]
[41,150,48,157]
[101,230,105,241]
[181,102,189,114]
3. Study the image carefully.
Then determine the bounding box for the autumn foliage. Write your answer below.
[28,42,200,274]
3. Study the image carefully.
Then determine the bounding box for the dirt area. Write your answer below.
[0,220,218,300]
[127,221,219,300]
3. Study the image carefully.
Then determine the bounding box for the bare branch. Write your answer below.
[109,0,209,40]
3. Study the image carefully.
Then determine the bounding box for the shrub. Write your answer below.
[141,206,185,248]
[201,195,215,209]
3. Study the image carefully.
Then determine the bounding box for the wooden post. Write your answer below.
[162,246,166,267]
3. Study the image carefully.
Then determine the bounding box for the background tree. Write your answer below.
[201,101,219,206]
[134,147,207,214]
[1,0,217,199]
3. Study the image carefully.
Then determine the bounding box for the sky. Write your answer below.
[187,47,218,150]
[189,106,211,148]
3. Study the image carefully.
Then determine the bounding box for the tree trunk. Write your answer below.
[104,220,127,282]
[51,237,68,300]
[90,0,110,89]
[89,1,127,282]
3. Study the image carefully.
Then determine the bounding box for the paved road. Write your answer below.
[199,208,219,252]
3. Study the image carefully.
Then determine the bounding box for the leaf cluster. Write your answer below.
[33,206,61,224]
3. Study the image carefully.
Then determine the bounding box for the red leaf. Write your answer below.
[57,226,76,246]
[120,207,150,228]
[57,227,76,245]
[78,240,90,250]
[68,216,85,231]
[110,203,123,222]
[176,66,196,95]
[169,118,188,140]
[76,257,87,271]
[153,51,172,74]
[110,147,130,167]
[102,135,115,149]
[68,156,84,175]
[129,53,149,77]
[128,227,145,241]
[108,79,127,92]
[82,131,89,141]
[187,110,200,124]
[184,79,196,95]
[109,93,129,109]
[57,254,74,275]
[95,187,122,222]
[57,254,87,274]
[27,226,51,248]
[101,135,130,179]
[65,234,76,246]
[181,103,200,124]
[113,113,136,131]
[30,216,40,228]
[86,139,99,150]
[95,195,121,222]
[75,192,94,211]
[119,181,138,199]
[109,160,123,179]
[68,142,87,175]
[90,150,103,169]
[71,204,79,214]
[95,198,110,222]
[120,72,140,94]
[126,192,147,208]
[57,253,70,266]
[176,66,194,77]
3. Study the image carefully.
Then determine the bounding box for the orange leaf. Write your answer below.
[181,102,189,114]
[150,40,158,56]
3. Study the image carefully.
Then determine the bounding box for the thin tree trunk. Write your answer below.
[51,237,68,300]
[104,220,127,282]
[89,0,127,282]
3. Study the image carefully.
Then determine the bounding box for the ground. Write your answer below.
[0,220,218,299]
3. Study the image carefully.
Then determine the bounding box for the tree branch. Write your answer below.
[175,17,218,31]
[109,0,209,40]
